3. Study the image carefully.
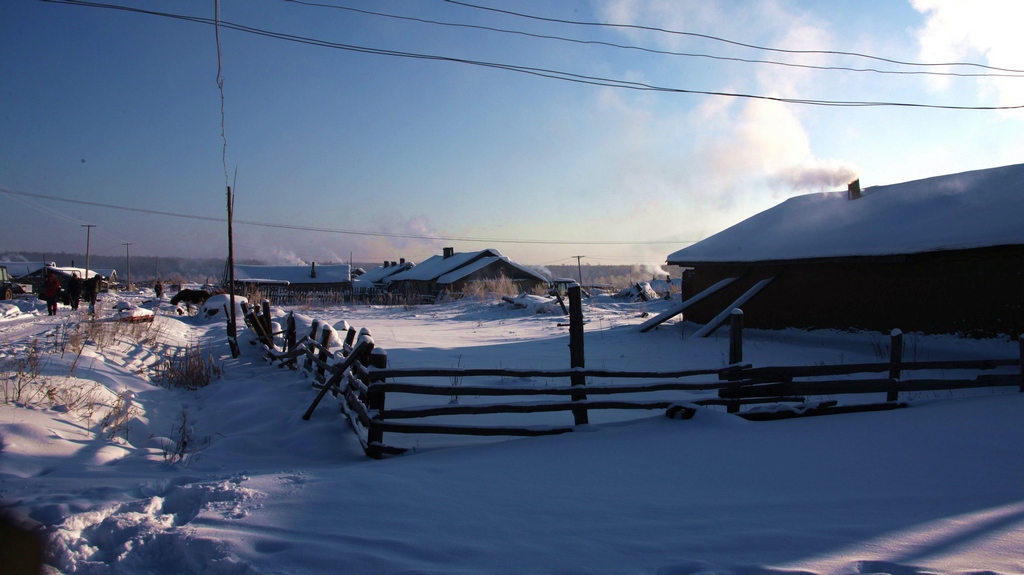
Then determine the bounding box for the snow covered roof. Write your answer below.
[357,261,415,284]
[0,261,50,278]
[668,163,1024,265]
[386,249,547,285]
[14,263,108,280]
[386,250,502,282]
[233,263,351,284]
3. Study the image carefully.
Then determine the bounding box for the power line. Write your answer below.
[286,0,1024,80]
[0,185,694,246]
[444,0,1024,75]
[39,0,1024,110]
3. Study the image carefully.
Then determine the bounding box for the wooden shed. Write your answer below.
[666,163,1024,337]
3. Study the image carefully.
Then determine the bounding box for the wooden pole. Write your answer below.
[226,186,239,358]
[568,283,588,425]
[887,328,903,402]
[1019,335,1023,393]
[303,340,372,421]
[285,312,296,353]
[304,320,319,372]
[729,308,744,365]
[261,299,273,346]
[316,327,332,383]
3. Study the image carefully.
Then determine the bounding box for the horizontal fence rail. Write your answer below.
[236,299,1024,458]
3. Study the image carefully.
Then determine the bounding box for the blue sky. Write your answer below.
[2,0,1022,268]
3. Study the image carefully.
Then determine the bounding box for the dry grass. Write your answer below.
[1,339,44,404]
[101,389,140,442]
[461,276,520,300]
[155,341,223,391]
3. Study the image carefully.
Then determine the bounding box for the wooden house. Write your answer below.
[13,264,114,294]
[666,163,1024,337]
[385,248,548,299]
[352,259,415,294]
[230,262,352,302]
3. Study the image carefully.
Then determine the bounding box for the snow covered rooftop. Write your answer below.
[357,261,415,284]
[233,263,351,284]
[387,249,548,284]
[668,163,1024,265]
[386,249,499,282]
[0,261,50,278]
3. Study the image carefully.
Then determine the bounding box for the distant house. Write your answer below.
[666,163,1024,337]
[352,259,415,294]
[229,262,352,300]
[0,261,49,280]
[385,248,548,299]
[13,264,115,293]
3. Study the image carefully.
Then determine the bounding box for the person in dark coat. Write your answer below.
[83,274,100,315]
[67,273,83,311]
[154,280,164,300]
[42,273,62,316]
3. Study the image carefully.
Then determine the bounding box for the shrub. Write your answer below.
[461,276,519,301]
[156,341,223,390]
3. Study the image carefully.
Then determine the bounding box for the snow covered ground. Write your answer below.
[1,291,1022,575]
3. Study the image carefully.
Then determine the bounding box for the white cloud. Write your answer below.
[911,0,1024,113]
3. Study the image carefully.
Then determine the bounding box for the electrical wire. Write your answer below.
[38,0,1024,110]
[0,185,695,246]
[285,0,1024,79]
[444,0,1024,74]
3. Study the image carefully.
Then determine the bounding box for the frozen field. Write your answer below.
[1,291,1022,575]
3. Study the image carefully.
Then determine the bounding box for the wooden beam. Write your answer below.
[692,276,776,338]
[638,277,738,333]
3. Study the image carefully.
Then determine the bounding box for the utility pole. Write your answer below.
[122,243,132,290]
[226,185,239,358]
[82,225,96,279]
[572,255,585,286]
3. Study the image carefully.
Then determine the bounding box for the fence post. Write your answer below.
[316,327,332,383]
[887,328,903,402]
[568,283,588,425]
[304,320,319,372]
[1019,334,1023,393]
[262,299,273,344]
[370,348,388,370]
[729,308,744,365]
[285,312,296,353]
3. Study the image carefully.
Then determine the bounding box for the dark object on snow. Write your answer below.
[0,511,45,575]
[170,289,213,307]
[67,273,83,311]
[82,275,101,314]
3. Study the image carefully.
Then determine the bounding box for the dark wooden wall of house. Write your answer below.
[681,245,1024,337]
[450,261,547,293]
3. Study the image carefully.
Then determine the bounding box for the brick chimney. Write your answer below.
[443,247,454,259]
[848,179,862,200]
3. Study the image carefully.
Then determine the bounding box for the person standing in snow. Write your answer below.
[83,274,99,315]
[154,280,164,300]
[42,272,62,316]
[67,273,83,311]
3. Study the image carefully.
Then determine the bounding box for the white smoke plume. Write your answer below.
[768,162,859,196]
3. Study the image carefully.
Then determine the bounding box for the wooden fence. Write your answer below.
[238,298,1024,459]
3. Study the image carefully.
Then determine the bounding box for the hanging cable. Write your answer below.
[284,0,1024,79]
[443,0,1024,74]
[0,185,695,246]
[39,0,1024,110]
